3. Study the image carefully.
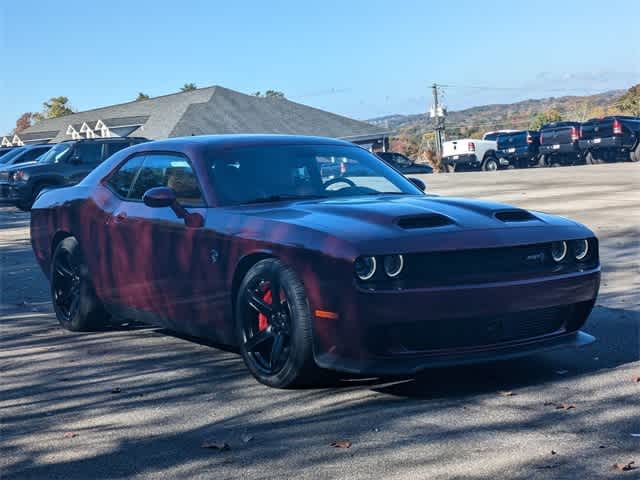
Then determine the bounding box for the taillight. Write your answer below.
[468,142,475,152]
[613,118,622,135]
[540,132,544,144]
[570,126,579,141]
[340,162,346,175]
[526,134,533,144]
[579,125,584,138]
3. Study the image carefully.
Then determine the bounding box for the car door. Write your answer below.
[104,152,219,335]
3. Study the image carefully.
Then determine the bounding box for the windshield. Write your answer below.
[0,147,26,164]
[37,143,73,163]
[206,144,423,206]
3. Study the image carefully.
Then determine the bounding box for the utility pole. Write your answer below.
[430,83,446,156]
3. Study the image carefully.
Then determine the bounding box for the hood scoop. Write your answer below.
[494,210,537,222]
[397,214,453,229]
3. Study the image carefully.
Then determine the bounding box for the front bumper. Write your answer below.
[314,268,600,375]
[0,182,26,204]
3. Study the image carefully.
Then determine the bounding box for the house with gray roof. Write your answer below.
[3,86,390,150]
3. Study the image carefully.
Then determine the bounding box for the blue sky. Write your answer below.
[1,0,638,134]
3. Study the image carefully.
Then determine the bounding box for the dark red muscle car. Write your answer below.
[30,135,600,388]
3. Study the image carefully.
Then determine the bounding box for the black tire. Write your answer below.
[630,144,640,162]
[14,184,46,211]
[481,156,499,172]
[445,163,456,173]
[235,258,323,388]
[51,237,108,331]
[585,151,604,165]
[538,154,549,168]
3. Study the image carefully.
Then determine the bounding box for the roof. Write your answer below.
[16,86,387,143]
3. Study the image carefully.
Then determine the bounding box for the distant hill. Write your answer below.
[368,89,626,140]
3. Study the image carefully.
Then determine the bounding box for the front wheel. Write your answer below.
[236,258,324,388]
[481,156,499,172]
[538,154,549,168]
[51,237,109,331]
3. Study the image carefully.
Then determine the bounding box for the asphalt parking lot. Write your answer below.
[1,163,639,480]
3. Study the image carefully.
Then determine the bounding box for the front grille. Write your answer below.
[372,305,569,354]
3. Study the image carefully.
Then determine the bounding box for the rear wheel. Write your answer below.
[585,151,604,165]
[236,258,323,388]
[481,156,499,172]
[630,144,640,162]
[445,163,456,173]
[51,237,109,331]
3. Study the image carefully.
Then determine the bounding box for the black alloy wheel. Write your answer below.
[51,237,108,331]
[236,258,323,388]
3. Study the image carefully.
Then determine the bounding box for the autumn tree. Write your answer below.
[616,84,640,116]
[181,83,197,92]
[14,113,34,133]
[136,92,150,101]
[529,108,564,130]
[32,96,74,121]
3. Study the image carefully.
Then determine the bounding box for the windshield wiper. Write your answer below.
[245,194,329,204]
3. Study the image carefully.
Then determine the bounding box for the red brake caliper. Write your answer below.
[258,289,272,332]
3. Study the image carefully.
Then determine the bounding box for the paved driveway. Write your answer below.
[1,163,638,479]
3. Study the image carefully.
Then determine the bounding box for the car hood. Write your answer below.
[0,160,38,172]
[227,194,594,255]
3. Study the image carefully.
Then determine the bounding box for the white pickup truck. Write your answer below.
[442,130,517,172]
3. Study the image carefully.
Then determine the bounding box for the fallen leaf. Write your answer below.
[634,376,640,383]
[555,403,575,410]
[63,432,78,438]
[551,450,557,455]
[600,445,607,449]
[544,401,555,406]
[499,391,516,397]
[241,434,254,443]
[330,440,352,449]
[612,461,636,472]
[201,441,230,451]
[111,387,122,394]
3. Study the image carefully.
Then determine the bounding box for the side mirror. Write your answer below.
[142,187,203,228]
[143,186,176,208]
[408,177,426,191]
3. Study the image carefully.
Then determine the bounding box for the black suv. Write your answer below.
[0,137,148,210]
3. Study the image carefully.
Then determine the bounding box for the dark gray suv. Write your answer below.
[0,137,148,210]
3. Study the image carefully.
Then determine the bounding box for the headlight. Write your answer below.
[10,170,29,183]
[573,239,589,261]
[383,254,404,278]
[551,241,568,263]
[354,256,376,281]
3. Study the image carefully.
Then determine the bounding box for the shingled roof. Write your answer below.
[14,86,387,144]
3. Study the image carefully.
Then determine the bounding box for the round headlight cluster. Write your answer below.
[355,254,405,280]
[354,256,377,281]
[573,239,589,261]
[551,239,591,263]
[384,254,404,278]
[551,241,568,262]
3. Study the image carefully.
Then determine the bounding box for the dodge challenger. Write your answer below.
[30,135,600,388]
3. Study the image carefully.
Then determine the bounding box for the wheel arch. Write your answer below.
[231,251,276,320]
[51,230,74,259]
[482,149,497,161]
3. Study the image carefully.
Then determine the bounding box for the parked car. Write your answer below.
[376,152,433,174]
[496,130,541,169]
[31,134,599,388]
[578,116,640,164]
[538,122,583,167]
[0,144,53,170]
[0,146,20,159]
[442,130,517,172]
[0,137,147,210]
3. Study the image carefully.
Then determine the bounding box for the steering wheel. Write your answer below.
[323,177,356,189]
